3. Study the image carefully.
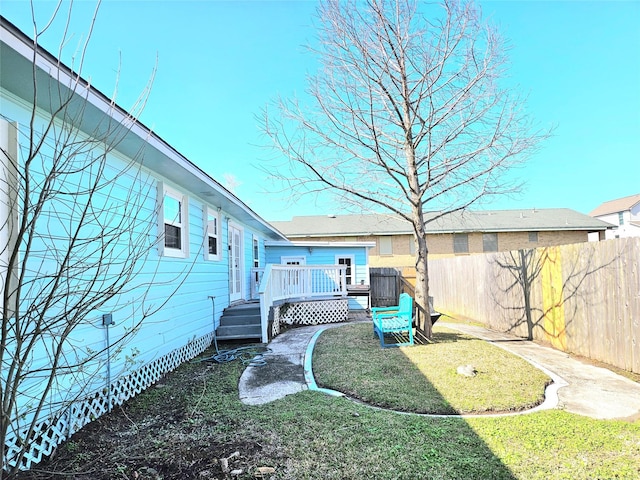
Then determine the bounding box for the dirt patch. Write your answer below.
[13,351,281,480]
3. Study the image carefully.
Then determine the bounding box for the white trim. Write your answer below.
[265,240,375,248]
[204,206,221,261]
[0,118,19,315]
[228,221,244,302]
[365,248,370,285]
[252,234,260,268]
[335,254,356,285]
[281,256,306,265]
[158,182,189,258]
[1,22,286,242]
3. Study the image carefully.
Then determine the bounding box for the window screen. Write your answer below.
[482,233,498,252]
[453,233,469,254]
[379,236,393,255]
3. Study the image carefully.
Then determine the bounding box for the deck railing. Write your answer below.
[257,264,347,342]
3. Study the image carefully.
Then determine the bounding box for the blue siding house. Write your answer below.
[0,17,372,473]
[265,240,374,310]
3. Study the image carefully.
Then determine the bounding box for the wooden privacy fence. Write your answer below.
[370,267,401,307]
[429,237,640,374]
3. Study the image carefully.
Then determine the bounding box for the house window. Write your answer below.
[204,207,220,261]
[618,212,624,225]
[336,255,355,285]
[453,233,469,254]
[529,231,538,243]
[253,235,259,268]
[482,233,498,252]
[379,236,393,255]
[409,237,416,256]
[158,183,189,258]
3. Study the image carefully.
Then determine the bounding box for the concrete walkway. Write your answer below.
[439,322,640,420]
[238,318,640,420]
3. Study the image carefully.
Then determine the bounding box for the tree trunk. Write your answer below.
[413,220,432,340]
[258,0,548,337]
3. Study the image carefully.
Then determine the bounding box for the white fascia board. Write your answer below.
[426,225,613,234]
[2,21,284,240]
[265,240,376,248]
[287,231,412,237]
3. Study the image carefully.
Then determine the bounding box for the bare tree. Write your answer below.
[0,4,185,475]
[260,0,548,338]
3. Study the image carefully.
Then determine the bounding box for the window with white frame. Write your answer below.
[281,256,306,265]
[204,207,221,261]
[379,236,393,255]
[336,255,355,285]
[0,119,18,315]
[618,212,624,225]
[252,235,259,268]
[158,182,189,258]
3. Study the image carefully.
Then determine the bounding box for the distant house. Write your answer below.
[589,193,640,239]
[270,209,613,269]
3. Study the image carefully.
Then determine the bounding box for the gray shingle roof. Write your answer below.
[269,209,613,237]
[270,214,413,236]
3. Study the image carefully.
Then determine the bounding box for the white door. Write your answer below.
[228,223,243,303]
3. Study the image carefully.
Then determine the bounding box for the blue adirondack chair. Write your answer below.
[371,293,414,348]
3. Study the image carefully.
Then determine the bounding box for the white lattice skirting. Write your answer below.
[4,333,213,472]
[277,298,349,327]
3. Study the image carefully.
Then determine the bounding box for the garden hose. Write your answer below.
[197,295,270,366]
[201,345,271,366]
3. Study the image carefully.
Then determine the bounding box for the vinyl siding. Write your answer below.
[0,89,261,420]
[265,244,370,310]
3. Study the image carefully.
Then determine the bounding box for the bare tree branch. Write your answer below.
[0,4,191,475]
[259,0,550,338]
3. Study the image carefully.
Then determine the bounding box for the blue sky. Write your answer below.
[1,0,639,221]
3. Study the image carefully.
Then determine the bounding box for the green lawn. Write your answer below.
[313,323,551,414]
[20,323,640,480]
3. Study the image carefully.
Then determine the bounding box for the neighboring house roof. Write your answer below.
[0,16,285,240]
[270,214,414,237]
[270,209,613,238]
[589,193,640,217]
[424,209,613,234]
